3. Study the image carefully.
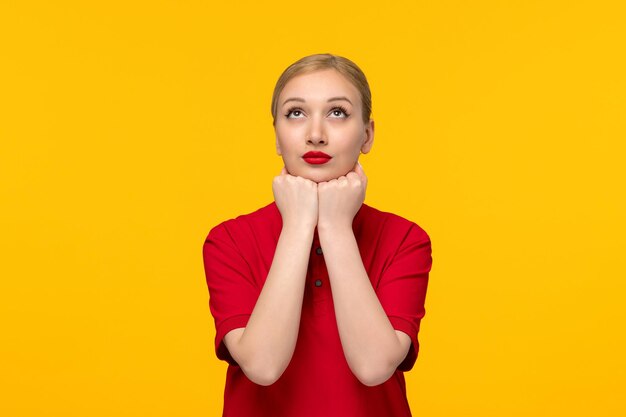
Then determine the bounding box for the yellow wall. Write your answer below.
[1,1,624,415]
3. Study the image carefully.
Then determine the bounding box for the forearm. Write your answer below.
[319,224,403,385]
[237,223,314,383]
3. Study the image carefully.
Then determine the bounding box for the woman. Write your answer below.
[203,53,433,417]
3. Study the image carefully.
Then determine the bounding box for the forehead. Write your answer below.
[279,69,360,105]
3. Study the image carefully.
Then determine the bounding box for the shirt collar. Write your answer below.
[267,201,369,239]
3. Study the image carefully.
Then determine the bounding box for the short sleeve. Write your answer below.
[203,223,261,366]
[376,223,432,372]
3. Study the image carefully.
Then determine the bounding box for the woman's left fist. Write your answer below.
[317,161,368,230]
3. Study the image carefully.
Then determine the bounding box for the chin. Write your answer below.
[289,165,344,183]
[297,173,325,184]
[315,173,341,184]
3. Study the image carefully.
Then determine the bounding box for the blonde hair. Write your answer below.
[271,53,372,125]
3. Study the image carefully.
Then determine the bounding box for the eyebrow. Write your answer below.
[281,96,353,106]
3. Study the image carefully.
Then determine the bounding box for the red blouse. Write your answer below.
[202,201,432,417]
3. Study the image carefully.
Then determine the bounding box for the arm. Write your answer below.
[224,167,317,385]
[224,223,314,386]
[318,223,412,386]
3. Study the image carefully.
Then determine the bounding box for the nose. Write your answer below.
[307,116,326,146]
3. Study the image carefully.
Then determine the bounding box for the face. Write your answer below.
[274,68,374,183]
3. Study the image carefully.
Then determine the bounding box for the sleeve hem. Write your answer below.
[387,315,420,372]
[215,314,251,366]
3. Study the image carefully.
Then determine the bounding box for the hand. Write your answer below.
[317,161,367,230]
[272,166,318,231]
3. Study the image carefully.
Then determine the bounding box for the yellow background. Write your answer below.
[1,1,624,415]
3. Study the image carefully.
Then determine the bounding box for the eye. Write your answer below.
[329,106,350,118]
[285,107,304,119]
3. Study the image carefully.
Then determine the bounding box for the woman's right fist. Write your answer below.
[272,166,318,231]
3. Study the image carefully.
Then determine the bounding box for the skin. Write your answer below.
[223,68,412,387]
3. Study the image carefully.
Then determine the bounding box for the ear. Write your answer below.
[361,119,375,154]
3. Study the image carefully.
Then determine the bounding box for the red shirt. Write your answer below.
[202,201,432,417]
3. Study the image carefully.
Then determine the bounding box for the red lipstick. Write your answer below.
[303,151,332,165]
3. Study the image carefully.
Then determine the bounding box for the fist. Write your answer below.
[272,166,319,230]
[317,162,367,230]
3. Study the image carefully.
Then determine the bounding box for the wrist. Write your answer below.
[317,220,353,235]
[282,220,316,235]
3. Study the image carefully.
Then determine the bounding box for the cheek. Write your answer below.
[335,123,363,139]
[275,130,295,149]
[335,129,364,152]
[277,125,305,142]
[276,141,300,161]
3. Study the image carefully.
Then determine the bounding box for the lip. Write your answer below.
[302,151,332,165]
[303,151,331,159]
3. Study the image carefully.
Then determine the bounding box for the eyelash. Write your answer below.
[284,106,351,119]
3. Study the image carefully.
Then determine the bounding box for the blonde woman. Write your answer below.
[203,53,433,417]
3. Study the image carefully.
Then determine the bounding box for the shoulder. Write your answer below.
[204,201,281,244]
[360,203,431,245]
